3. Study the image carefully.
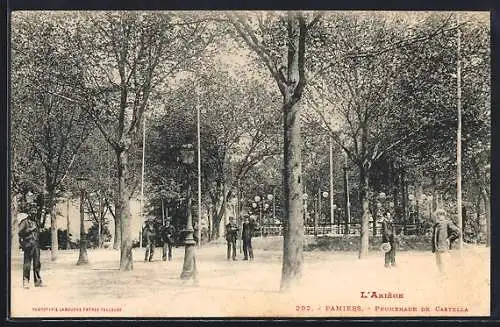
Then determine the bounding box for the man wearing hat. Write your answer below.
[160,221,175,261]
[143,219,156,262]
[378,211,396,268]
[432,208,460,273]
[225,217,238,261]
[242,216,255,260]
[18,192,43,289]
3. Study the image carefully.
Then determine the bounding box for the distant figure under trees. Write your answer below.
[225,217,239,261]
[143,220,156,262]
[242,216,256,261]
[160,221,175,262]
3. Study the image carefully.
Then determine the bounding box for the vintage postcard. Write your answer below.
[9,10,490,318]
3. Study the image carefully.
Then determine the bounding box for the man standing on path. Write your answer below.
[242,216,255,260]
[225,217,238,261]
[160,221,175,261]
[143,220,156,262]
[18,193,43,289]
[432,208,460,273]
[379,211,396,268]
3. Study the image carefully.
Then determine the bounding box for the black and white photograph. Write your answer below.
[8,10,490,318]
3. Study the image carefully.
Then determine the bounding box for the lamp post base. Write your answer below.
[76,252,88,265]
[76,241,88,265]
[180,239,197,281]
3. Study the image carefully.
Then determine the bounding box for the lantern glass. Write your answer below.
[322,191,329,198]
[254,195,261,203]
[264,203,270,210]
[379,192,386,200]
[252,202,257,208]
[267,194,273,201]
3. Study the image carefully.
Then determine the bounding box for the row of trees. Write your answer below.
[11,11,489,291]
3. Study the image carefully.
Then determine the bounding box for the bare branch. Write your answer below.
[227,13,286,96]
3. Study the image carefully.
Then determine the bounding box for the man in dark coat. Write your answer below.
[225,217,238,261]
[143,220,156,262]
[432,208,460,273]
[379,212,396,268]
[18,201,43,289]
[160,221,175,261]
[242,216,255,260]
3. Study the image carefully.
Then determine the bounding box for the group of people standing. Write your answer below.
[143,220,177,262]
[225,216,257,261]
[378,208,461,273]
[16,190,464,290]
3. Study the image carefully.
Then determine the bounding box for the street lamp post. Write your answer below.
[179,144,197,282]
[196,105,205,248]
[332,204,337,233]
[456,18,463,250]
[66,195,71,250]
[322,191,330,223]
[76,176,89,265]
[316,190,329,235]
[267,193,274,232]
[267,193,275,221]
[263,202,270,236]
[408,193,416,223]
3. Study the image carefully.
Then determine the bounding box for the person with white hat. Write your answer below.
[432,208,460,273]
[378,211,396,268]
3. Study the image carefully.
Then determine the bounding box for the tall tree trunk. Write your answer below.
[470,157,490,246]
[432,172,438,214]
[117,149,133,270]
[278,13,308,292]
[358,166,370,259]
[50,204,58,261]
[211,214,221,240]
[76,189,89,265]
[475,193,481,243]
[211,193,229,240]
[400,169,407,223]
[343,159,350,235]
[113,215,121,249]
[481,189,490,247]
[229,12,310,292]
[66,198,71,249]
[280,98,304,291]
[391,162,398,221]
[207,207,212,241]
[222,183,228,227]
